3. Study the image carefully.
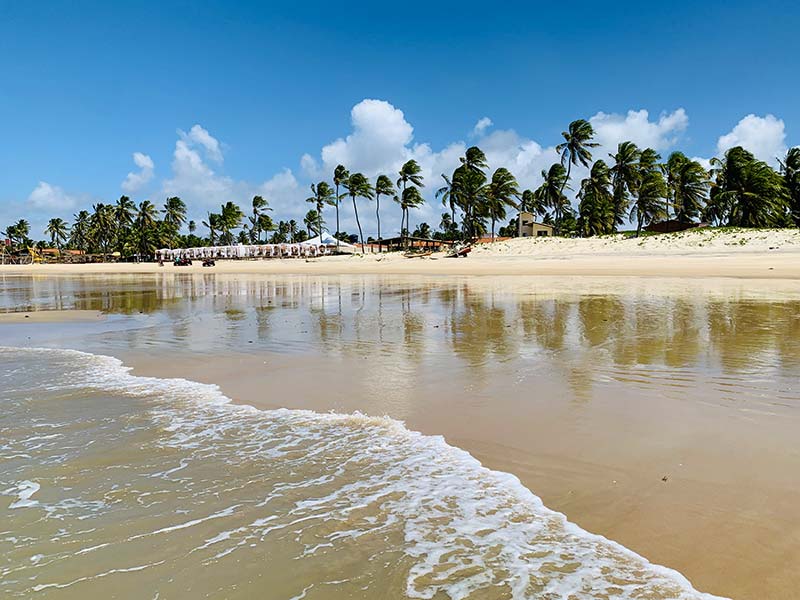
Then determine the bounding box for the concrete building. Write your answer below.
[517,211,555,237]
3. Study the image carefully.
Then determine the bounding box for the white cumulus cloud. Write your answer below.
[472,117,493,137]
[180,124,224,163]
[26,182,78,210]
[162,125,304,227]
[316,99,419,178]
[121,152,155,193]
[590,108,689,154]
[716,114,786,165]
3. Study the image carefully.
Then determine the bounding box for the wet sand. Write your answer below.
[3,271,799,599]
[129,349,800,600]
[0,309,105,323]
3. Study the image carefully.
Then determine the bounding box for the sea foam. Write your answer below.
[0,346,728,599]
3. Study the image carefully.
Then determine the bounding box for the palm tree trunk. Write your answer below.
[491,218,496,242]
[334,184,341,251]
[352,196,365,253]
[376,193,381,243]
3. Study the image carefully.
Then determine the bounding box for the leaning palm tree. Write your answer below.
[304,209,322,237]
[333,165,350,249]
[374,174,394,243]
[248,195,271,243]
[534,164,571,234]
[556,119,598,193]
[343,172,374,252]
[395,186,425,238]
[45,218,69,251]
[219,201,244,244]
[203,212,221,245]
[396,159,424,245]
[454,148,488,239]
[162,196,187,248]
[666,154,710,223]
[628,150,667,236]
[608,141,642,230]
[436,173,461,229]
[485,168,520,241]
[577,160,615,237]
[306,182,335,241]
[710,146,789,227]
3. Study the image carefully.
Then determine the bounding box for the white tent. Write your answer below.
[301,232,356,250]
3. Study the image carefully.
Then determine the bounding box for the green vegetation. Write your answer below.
[3,120,799,258]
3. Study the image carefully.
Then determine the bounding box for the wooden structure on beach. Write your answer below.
[370,236,456,253]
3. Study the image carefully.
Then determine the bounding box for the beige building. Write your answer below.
[517,211,554,237]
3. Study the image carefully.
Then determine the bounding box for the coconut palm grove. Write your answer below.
[4,121,800,259]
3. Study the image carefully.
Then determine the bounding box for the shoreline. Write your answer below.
[2,250,800,279]
[3,229,800,279]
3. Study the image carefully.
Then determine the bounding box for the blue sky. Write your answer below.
[1,0,798,236]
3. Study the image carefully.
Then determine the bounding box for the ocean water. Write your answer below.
[0,346,726,599]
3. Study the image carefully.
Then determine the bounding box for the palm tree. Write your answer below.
[396,159,424,245]
[709,146,789,227]
[343,172,374,252]
[577,160,615,237]
[534,164,571,234]
[395,186,425,238]
[257,213,275,240]
[306,182,335,242]
[304,209,322,237]
[485,168,520,241]
[3,219,31,249]
[69,211,90,252]
[89,203,116,256]
[162,196,187,228]
[609,141,642,230]
[374,174,394,243]
[188,220,196,234]
[114,195,136,251]
[333,165,349,249]
[135,200,160,258]
[630,151,668,236]
[665,152,710,223]
[436,174,459,228]
[162,196,187,248]
[779,147,800,226]
[519,188,549,222]
[203,212,221,245]
[556,119,598,193]
[219,201,244,244]
[248,195,271,243]
[45,218,69,250]
[454,147,488,239]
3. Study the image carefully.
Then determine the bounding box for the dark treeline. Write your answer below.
[4,120,800,258]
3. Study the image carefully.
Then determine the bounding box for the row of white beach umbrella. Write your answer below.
[156,244,336,261]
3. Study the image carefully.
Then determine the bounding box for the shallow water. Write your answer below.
[2,273,799,599]
[1,347,723,599]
